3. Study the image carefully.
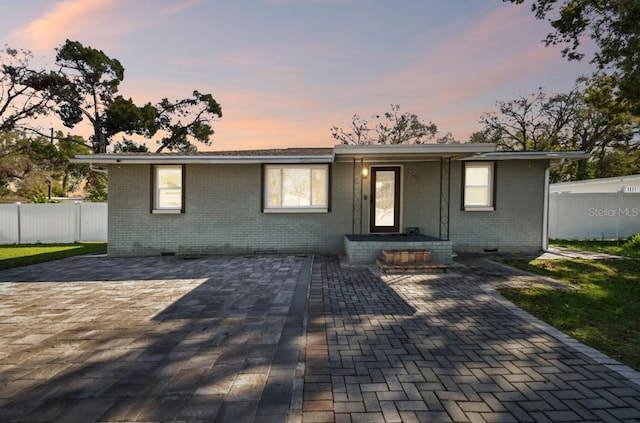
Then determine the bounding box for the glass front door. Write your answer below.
[370,167,401,233]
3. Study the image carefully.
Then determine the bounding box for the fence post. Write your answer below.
[616,190,623,240]
[75,201,82,243]
[15,202,21,245]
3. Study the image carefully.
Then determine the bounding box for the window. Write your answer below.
[463,162,495,211]
[264,164,330,212]
[152,165,184,213]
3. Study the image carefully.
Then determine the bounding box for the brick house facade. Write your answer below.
[74,144,585,260]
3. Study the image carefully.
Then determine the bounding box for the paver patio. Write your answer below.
[0,254,312,422]
[0,253,639,422]
[304,255,640,423]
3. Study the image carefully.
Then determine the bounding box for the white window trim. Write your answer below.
[263,164,330,213]
[153,165,184,213]
[463,162,495,212]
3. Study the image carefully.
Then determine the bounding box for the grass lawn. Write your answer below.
[499,258,640,371]
[550,238,640,258]
[0,243,107,270]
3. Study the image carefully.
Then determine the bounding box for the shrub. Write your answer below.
[624,233,640,250]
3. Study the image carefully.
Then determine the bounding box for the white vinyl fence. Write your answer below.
[549,192,640,240]
[0,203,107,244]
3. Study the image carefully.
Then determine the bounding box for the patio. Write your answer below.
[0,253,639,422]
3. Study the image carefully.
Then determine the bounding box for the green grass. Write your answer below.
[550,238,640,258]
[0,243,107,270]
[499,258,640,370]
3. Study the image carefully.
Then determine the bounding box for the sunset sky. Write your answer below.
[1,0,594,151]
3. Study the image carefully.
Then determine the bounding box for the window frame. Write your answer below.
[462,161,496,211]
[262,163,331,213]
[151,164,185,214]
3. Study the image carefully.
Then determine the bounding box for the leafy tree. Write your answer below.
[0,131,90,201]
[506,0,640,115]
[113,139,149,153]
[476,82,639,180]
[477,89,551,151]
[1,46,68,133]
[50,40,222,153]
[0,131,32,198]
[51,40,125,153]
[563,76,638,178]
[85,171,108,202]
[331,104,454,145]
[55,134,91,194]
[593,149,640,178]
[0,132,54,199]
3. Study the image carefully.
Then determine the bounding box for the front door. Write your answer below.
[370,166,401,233]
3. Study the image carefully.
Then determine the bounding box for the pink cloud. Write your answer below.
[9,0,127,53]
[269,0,355,5]
[204,89,333,150]
[382,6,555,100]
[112,77,334,150]
[354,3,590,141]
[162,0,203,15]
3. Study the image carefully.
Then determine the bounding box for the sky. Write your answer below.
[1,0,594,151]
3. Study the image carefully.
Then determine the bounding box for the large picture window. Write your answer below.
[264,164,329,212]
[153,165,184,213]
[463,162,495,211]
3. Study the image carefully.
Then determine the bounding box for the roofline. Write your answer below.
[71,153,336,165]
[71,146,589,165]
[334,143,496,156]
[551,173,640,187]
[462,151,589,161]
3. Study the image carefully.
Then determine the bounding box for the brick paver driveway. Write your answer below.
[304,256,640,423]
[0,254,311,422]
[1,253,639,422]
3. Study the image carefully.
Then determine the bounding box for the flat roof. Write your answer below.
[72,144,588,165]
[72,148,335,164]
[462,151,589,161]
[333,143,497,161]
[551,173,640,188]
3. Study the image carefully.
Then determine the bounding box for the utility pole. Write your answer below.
[48,128,54,200]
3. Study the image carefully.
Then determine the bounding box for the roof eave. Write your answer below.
[462,151,589,161]
[71,154,336,165]
[333,143,497,161]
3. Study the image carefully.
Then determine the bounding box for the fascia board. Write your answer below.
[71,155,335,164]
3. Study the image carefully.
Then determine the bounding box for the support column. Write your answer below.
[439,157,451,240]
[352,159,363,235]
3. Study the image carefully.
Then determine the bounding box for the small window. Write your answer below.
[463,162,495,211]
[264,164,329,213]
[152,165,184,213]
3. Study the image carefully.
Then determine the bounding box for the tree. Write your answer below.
[475,82,639,180]
[51,40,124,153]
[593,149,640,178]
[85,171,108,202]
[50,40,222,153]
[55,134,91,194]
[331,104,453,145]
[0,131,91,201]
[563,76,639,178]
[477,88,552,151]
[113,139,149,153]
[1,46,68,133]
[506,0,640,115]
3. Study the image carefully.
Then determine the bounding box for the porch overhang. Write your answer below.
[333,143,497,162]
